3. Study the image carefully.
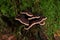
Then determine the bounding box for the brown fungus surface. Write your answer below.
[15,15,29,26]
[15,12,47,30]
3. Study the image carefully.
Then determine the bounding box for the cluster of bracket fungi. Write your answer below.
[15,11,47,30]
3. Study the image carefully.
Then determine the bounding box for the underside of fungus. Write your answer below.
[15,11,47,30]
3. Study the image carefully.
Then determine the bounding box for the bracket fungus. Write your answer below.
[24,17,47,30]
[20,12,33,17]
[15,12,47,30]
[15,15,29,26]
[28,15,40,20]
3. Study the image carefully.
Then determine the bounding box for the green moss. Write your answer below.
[0,0,60,40]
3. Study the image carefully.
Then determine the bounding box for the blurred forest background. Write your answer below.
[0,0,60,40]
